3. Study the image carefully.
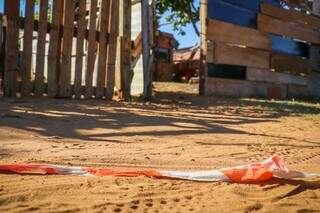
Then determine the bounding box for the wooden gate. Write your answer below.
[0,0,131,99]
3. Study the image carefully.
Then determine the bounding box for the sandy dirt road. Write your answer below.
[0,83,320,213]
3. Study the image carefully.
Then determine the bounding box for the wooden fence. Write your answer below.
[0,0,131,99]
[200,0,320,99]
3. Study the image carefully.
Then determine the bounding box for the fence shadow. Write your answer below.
[0,87,319,147]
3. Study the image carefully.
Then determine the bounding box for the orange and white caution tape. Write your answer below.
[0,156,319,183]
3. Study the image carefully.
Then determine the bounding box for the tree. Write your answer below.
[157,0,200,36]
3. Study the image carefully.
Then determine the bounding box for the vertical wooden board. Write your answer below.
[116,0,131,100]
[34,0,48,96]
[21,0,34,96]
[105,0,119,99]
[212,42,270,69]
[4,0,19,97]
[85,0,98,99]
[59,0,75,97]
[96,0,111,98]
[74,0,86,99]
[47,0,63,97]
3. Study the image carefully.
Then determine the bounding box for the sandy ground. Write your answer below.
[0,82,320,213]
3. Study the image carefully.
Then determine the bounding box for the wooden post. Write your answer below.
[74,0,86,99]
[47,0,63,97]
[34,0,48,96]
[60,0,76,97]
[21,0,34,96]
[199,0,208,95]
[85,0,98,99]
[105,0,119,100]
[116,0,131,100]
[141,0,152,99]
[4,0,19,97]
[96,0,111,99]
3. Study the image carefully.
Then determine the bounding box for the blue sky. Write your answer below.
[0,0,199,48]
[159,0,200,48]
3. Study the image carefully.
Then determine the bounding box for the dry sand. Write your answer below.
[0,82,320,213]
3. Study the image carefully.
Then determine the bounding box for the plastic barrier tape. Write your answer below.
[0,156,319,183]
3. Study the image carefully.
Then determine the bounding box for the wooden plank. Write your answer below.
[271,54,310,75]
[21,0,34,96]
[4,0,19,97]
[258,13,320,45]
[105,0,119,99]
[261,3,320,30]
[132,32,142,59]
[85,0,98,99]
[116,0,131,100]
[96,0,111,99]
[34,0,48,96]
[47,0,63,97]
[210,42,270,69]
[204,77,287,99]
[59,0,75,97]
[74,0,86,99]
[247,67,307,86]
[206,18,271,51]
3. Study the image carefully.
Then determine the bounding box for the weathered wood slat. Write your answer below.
[59,0,75,97]
[105,0,119,99]
[258,14,320,45]
[74,0,87,99]
[47,0,63,97]
[21,0,34,96]
[132,32,142,59]
[116,0,131,100]
[209,42,270,69]
[260,3,320,30]
[0,13,110,44]
[204,77,287,99]
[206,18,271,51]
[35,0,48,96]
[271,54,310,75]
[247,67,307,86]
[96,0,111,98]
[85,0,98,99]
[4,0,20,97]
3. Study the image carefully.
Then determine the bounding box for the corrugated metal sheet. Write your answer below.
[131,1,144,95]
[131,0,153,96]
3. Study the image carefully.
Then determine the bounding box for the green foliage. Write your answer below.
[156,0,200,36]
